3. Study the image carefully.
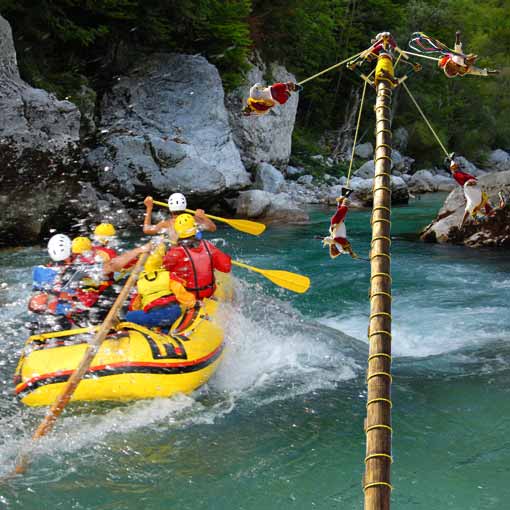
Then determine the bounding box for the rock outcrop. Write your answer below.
[421,171,510,247]
[487,149,510,172]
[87,53,251,199]
[0,14,84,246]
[407,170,456,193]
[349,175,409,206]
[253,163,284,193]
[235,190,309,223]
[226,59,298,169]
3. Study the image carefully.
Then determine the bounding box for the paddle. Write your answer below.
[13,247,151,476]
[153,200,266,236]
[232,260,310,294]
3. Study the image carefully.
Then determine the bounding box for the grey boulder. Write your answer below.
[354,142,373,159]
[87,53,250,198]
[235,190,308,223]
[254,163,285,193]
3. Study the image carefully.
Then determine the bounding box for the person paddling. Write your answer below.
[92,223,119,261]
[29,233,149,330]
[143,193,216,236]
[163,214,232,300]
[124,244,196,329]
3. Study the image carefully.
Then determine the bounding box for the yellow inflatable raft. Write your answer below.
[15,275,232,407]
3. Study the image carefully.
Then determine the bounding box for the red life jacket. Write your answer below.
[167,241,216,300]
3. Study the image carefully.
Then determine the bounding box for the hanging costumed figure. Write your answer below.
[409,31,499,78]
[448,157,505,227]
[322,189,358,259]
[242,81,301,116]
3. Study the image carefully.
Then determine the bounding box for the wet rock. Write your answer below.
[264,193,309,223]
[408,170,438,193]
[0,14,82,246]
[235,190,272,217]
[74,83,97,140]
[350,176,409,206]
[456,156,483,176]
[286,165,305,179]
[408,170,456,193]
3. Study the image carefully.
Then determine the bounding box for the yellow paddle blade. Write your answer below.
[151,200,266,236]
[254,268,310,294]
[213,217,266,236]
[232,261,310,294]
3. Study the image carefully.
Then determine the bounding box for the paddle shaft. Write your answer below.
[152,201,266,236]
[231,260,264,276]
[14,249,150,474]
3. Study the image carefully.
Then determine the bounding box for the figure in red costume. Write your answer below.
[322,192,358,259]
[449,157,505,227]
[242,81,301,116]
[163,214,232,299]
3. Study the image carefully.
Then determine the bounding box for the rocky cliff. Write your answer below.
[86,53,251,199]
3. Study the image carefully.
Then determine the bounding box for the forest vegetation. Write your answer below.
[1,0,509,167]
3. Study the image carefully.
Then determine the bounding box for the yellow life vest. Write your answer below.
[137,270,172,309]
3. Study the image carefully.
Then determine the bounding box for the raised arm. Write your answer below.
[103,244,151,274]
[143,196,173,235]
[194,209,216,232]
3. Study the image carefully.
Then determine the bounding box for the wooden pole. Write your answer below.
[13,248,151,475]
[363,57,394,510]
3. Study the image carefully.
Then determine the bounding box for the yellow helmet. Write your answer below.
[72,236,93,254]
[174,214,197,239]
[94,223,116,237]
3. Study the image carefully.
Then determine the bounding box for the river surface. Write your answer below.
[0,193,509,509]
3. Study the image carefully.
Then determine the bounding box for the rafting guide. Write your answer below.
[143,193,216,236]
[125,213,232,330]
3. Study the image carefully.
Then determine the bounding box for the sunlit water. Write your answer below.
[0,193,509,509]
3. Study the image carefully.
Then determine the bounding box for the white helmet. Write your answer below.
[47,234,72,262]
[168,193,187,212]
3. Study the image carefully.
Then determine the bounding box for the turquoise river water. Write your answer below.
[0,193,509,509]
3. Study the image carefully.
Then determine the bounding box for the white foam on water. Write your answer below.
[212,280,359,397]
[319,300,510,359]
[0,273,360,472]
